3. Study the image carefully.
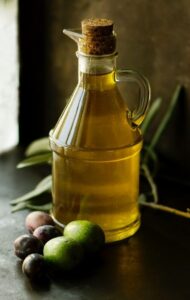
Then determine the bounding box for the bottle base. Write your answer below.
[51,213,141,243]
[104,217,141,243]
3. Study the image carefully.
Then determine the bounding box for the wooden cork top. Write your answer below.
[79,18,116,55]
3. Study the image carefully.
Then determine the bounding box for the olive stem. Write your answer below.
[140,200,190,219]
[141,164,158,203]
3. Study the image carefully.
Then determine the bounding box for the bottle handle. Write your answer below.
[115,69,151,127]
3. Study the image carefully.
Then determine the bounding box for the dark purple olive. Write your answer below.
[22,253,46,281]
[14,234,43,259]
[33,225,62,244]
[25,211,54,233]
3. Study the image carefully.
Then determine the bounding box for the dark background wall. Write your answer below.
[19,0,190,181]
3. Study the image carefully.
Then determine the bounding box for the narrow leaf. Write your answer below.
[11,202,28,212]
[17,153,52,169]
[141,97,162,134]
[148,85,182,150]
[25,137,50,157]
[11,201,52,213]
[11,175,52,205]
[26,202,52,212]
[11,190,43,205]
[143,85,182,164]
[142,146,158,176]
[36,175,52,190]
[142,146,158,165]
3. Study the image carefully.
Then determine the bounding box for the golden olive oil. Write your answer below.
[50,71,142,242]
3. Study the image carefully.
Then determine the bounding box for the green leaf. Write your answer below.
[11,175,52,205]
[142,145,158,175]
[11,201,52,213]
[148,85,182,150]
[25,137,51,157]
[143,85,182,164]
[25,202,52,212]
[141,97,162,134]
[143,146,158,164]
[11,202,29,212]
[17,153,52,169]
[35,175,52,190]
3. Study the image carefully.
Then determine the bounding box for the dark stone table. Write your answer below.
[0,148,190,300]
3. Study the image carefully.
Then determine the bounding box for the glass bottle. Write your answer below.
[49,19,151,242]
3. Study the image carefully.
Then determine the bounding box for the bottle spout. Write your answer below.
[63,28,84,44]
[63,19,116,55]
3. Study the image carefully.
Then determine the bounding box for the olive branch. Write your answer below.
[10,85,190,219]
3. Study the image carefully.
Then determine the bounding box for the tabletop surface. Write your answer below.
[0,148,190,300]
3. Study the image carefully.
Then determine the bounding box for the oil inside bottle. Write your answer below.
[50,71,142,242]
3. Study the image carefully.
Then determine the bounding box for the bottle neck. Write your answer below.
[77,52,117,89]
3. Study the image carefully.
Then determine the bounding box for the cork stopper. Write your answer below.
[79,18,116,55]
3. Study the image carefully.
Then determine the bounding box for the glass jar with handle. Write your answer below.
[49,18,151,242]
